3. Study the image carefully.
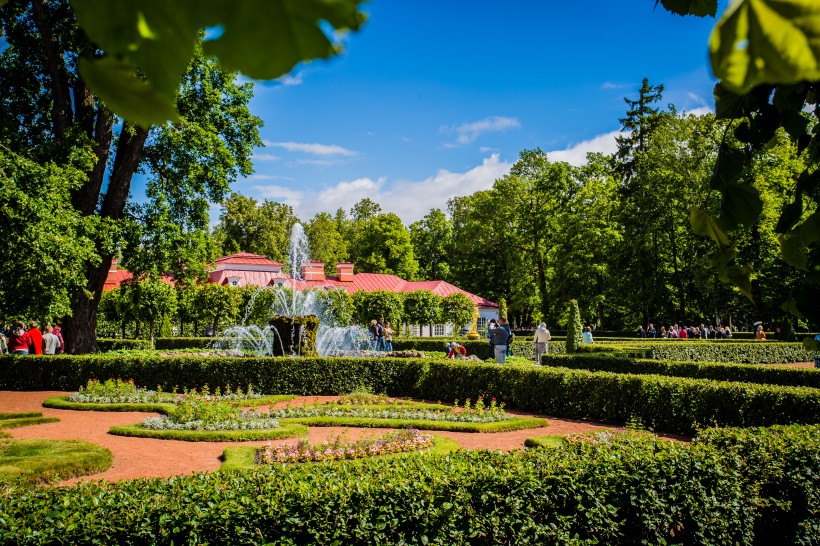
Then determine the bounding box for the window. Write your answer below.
[477,317,487,331]
[433,324,446,336]
[228,277,241,287]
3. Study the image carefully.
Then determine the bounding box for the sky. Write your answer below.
[196,1,723,225]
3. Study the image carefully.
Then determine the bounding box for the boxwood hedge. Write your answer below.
[3,355,820,434]
[541,353,820,389]
[0,424,817,544]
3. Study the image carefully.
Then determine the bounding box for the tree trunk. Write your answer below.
[535,252,549,326]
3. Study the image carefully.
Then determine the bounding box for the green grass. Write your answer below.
[523,435,568,448]
[108,422,309,442]
[219,434,460,472]
[0,438,112,484]
[279,416,549,433]
[315,401,453,411]
[43,394,297,414]
[0,412,43,420]
[0,416,60,429]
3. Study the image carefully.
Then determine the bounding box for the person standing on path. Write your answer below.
[42,325,60,355]
[533,322,551,363]
[582,326,594,344]
[489,317,510,364]
[8,321,32,355]
[27,321,43,355]
[383,321,394,352]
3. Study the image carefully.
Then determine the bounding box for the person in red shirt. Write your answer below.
[8,321,32,354]
[27,321,43,355]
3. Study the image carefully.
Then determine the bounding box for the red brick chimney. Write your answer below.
[337,262,354,282]
[301,261,325,281]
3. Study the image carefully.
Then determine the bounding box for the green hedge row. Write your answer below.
[541,354,820,389]
[3,355,820,434]
[1,424,817,544]
[641,341,813,364]
[96,338,152,352]
[153,337,218,350]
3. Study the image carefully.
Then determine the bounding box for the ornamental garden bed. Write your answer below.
[43,378,296,413]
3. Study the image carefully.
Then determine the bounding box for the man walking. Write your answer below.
[489,317,511,364]
[42,325,61,355]
[533,322,551,363]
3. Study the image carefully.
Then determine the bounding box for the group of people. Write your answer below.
[636,322,733,339]
[368,318,395,352]
[0,321,64,355]
[486,317,518,364]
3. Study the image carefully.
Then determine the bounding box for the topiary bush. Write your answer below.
[565,299,583,354]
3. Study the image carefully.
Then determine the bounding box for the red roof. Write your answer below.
[209,269,287,287]
[214,253,283,267]
[103,268,133,290]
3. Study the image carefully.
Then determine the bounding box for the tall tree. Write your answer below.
[214,193,298,262]
[409,209,453,281]
[615,78,666,181]
[306,211,349,275]
[352,213,419,280]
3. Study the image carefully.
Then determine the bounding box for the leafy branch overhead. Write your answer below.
[71,0,367,127]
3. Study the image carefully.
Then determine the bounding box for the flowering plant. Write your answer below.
[67,378,170,404]
[267,401,511,423]
[257,428,433,464]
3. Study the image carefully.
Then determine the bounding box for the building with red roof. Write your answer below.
[104,255,498,336]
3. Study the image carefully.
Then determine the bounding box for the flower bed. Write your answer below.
[257,429,434,464]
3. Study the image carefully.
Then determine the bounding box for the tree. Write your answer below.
[124,279,177,346]
[306,212,349,275]
[214,193,298,262]
[615,78,666,180]
[565,299,583,354]
[196,283,241,334]
[0,0,364,353]
[410,209,453,281]
[351,290,403,327]
[0,144,97,323]
[440,293,475,335]
[402,290,442,336]
[353,213,419,280]
[315,288,353,327]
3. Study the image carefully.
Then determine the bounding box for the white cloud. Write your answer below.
[295,154,513,223]
[601,81,624,89]
[253,184,304,208]
[252,153,281,161]
[547,131,622,166]
[277,73,303,86]
[264,140,357,157]
[247,174,293,181]
[444,116,521,145]
[681,106,713,117]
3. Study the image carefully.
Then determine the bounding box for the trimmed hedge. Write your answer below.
[279,416,549,433]
[638,341,813,364]
[541,353,820,389]
[3,355,820,434]
[108,422,309,442]
[0,425,818,543]
[96,339,152,352]
[154,337,218,350]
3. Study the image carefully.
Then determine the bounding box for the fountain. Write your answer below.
[214,224,372,356]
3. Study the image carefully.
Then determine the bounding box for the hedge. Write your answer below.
[638,341,813,364]
[0,425,818,544]
[3,355,820,434]
[154,337,218,350]
[96,339,152,352]
[541,353,820,389]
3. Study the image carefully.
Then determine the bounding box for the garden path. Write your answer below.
[0,391,623,484]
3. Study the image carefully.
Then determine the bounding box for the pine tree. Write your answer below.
[615,78,666,182]
[566,299,583,354]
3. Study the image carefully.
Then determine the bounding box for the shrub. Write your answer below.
[541,353,820,389]
[1,426,818,543]
[565,300,583,354]
[96,338,152,352]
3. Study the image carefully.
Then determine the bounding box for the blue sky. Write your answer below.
[212,1,722,224]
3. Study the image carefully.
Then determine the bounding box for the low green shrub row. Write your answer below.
[3,355,820,434]
[541,354,820,389]
[1,425,817,544]
[639,341,813,364]
[153,337,218,350]
[96,339,152,352]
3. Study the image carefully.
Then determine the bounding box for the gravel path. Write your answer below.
[1,391,624,484]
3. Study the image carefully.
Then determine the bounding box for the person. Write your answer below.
[724,325,732,339]
[647,323,656,338]
[41,325,61,355]
[52,325,64,354]
[488,317,511,363]
[582,326,594,344]
[486,318,497,353]
[755,324,766,340]
[533,322,551,363]
[446,342,467,359]
[679,325,688,340]
[0,325,8,354]
[636,325,646,338]
[376,318,386,351]
[8,321,32,355]
[383,321,394,352]
[660,325,667,338]
[27,321,43,355]
[369,320,380,351]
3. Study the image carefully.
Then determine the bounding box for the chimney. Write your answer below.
[301,261,325,281]
[110,259,118,272]
[337,262,354,282]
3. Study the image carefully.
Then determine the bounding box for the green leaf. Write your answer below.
[794,210,820,243]
[803,337,820,352]
[720,182,762,228]
[657,0,718,17]
[710,146,745,190]
[78,58,179,128]
[710,0,820,94]
[202,0,366,80]
[726,265,754,300]
[690,208,731,246]
[779,234,808,270]
[781,298,806,319]
[775,200,803,233]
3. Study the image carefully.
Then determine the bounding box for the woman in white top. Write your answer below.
[533,323,551,363]
[582,326,594,344]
